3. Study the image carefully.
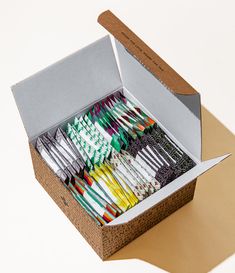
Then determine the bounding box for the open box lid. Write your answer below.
[12,35,122,141]
[98,10,202,160]
[97,11,230,225]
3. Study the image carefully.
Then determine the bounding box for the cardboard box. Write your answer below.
[12,10,229,260]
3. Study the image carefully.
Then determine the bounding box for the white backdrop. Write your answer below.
[1,1,234,272]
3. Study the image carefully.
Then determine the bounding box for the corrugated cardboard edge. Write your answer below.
[98,10,198,95]
[30,142,197,260]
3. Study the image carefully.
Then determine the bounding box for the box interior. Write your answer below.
[12,35,229,226]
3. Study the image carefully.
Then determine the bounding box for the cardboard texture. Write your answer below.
[12,10,230,259]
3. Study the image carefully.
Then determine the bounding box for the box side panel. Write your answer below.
[29,144,104,258]
[102,180,196,259]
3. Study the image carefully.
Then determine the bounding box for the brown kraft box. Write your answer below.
[12,10,230,260]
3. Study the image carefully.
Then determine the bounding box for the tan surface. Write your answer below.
[109,106,235,273]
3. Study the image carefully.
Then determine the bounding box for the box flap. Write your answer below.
[117,40,202,160]
[12,35,122,141]
[98,11,202,160]
[107,153,230,226]
[98,10,198,95]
